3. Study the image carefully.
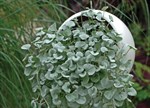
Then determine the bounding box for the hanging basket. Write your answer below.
[22,9,137,108]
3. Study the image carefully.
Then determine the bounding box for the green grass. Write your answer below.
[0,34,32,108]
[0,0,69,108]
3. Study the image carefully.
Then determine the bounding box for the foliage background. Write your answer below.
[0,0,150,108]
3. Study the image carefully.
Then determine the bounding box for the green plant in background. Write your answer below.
[133,62,150,102]
[0,0,69,108]
[0,25,33,107]
[22,9,136,108]
[128,0,150,56]
[0,0,34,105]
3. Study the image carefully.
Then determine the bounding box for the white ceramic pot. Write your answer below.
[58,9,135,71]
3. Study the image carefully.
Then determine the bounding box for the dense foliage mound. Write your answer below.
[22,10,136,108]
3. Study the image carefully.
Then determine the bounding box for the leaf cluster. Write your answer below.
[22,9,136,108]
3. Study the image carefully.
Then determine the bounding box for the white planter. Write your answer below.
[58,9,135,71]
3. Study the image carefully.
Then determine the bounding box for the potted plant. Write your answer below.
[22,9,137,108]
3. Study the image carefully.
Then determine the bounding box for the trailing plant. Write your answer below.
[22,9,136,108]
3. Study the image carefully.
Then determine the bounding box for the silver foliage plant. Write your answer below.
[22,10,137,108]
